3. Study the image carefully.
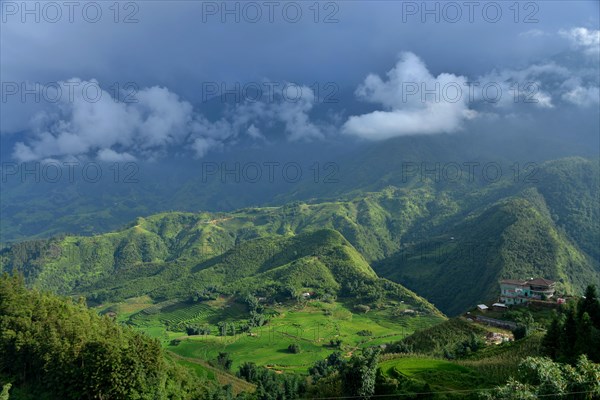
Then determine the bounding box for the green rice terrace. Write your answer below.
[99,296,443,373]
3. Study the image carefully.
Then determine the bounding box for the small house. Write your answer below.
[477,304,489,312]
[499,277,556,305]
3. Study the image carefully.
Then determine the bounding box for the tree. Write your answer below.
[542,317,561,359]
[0,384,11,400]
[486,356,600,399]
[0,274,210,399]
[513,325,529,340]
[288,343,301,354]
[186,325,200,335]
[575,312,593,358]
[579,285,600,328]
[309,352,346,383]
[559,308,578,363]
[216,352,233,371]
[341,348,380,399]
[483,378,537,400]
[354,304,371,314]
[218,321,228,336]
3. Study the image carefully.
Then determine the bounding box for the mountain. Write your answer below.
[2,129,598,244]
[0,220,441,315]
[2,156,598,315]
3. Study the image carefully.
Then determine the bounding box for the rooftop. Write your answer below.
[499,279,528,286]
[499,277,556,287]
[528,278,556,286]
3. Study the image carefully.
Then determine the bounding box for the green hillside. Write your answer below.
[375,192,599,315]
[2,157,598,317]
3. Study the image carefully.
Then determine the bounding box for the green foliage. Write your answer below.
[287,344,301,354]
[354,304,371,313]
[0,274,232,399]
[340,348,381,399]
[484,355,600,399]
[309,352,346,382]
[458,334,544,384]
[216,352,233,371]
[308,348,380,399]
[237,363,306,399]
[386,318,488,359]
[543,285,600,363]
[0,384,11,400]
[512,326,529,341]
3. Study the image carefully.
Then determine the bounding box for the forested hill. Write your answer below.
[2,157,598,315]
[0,275,231,399]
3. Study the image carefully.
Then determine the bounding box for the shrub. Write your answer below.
[288,343,301,354]
[513,325,529,340]
[354,304,371,313]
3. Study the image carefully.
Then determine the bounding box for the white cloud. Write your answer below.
[191,137,222,158]
[276,86,323,141]
[559,27,600,56]
[474,63,571,109]
[13,79,200,161]
[223,84,324,142]
[247,124,265,140]
[97,148,137,162]
[343,52,474,139]
[12,78,328,160]
[562,85,600,106]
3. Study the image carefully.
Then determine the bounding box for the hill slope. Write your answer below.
[2,157,598,315]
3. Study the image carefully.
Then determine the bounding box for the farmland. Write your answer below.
[100,297,444,373]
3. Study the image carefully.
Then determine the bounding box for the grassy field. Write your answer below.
[380,356,491,391]
[166,352,256,395]
[102,297,443,374]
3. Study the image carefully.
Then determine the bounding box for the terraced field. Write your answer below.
[380,356,490,392]
[165,301,443,373]
[99,296,444,373]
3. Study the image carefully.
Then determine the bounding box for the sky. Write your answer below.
[1,0,599,162]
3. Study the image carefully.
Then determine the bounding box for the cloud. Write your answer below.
[276,86,323,141]
[519,29,548,38]
[559,27,600,56]
[342,48,600,141]
[474,63,572,110]
[223,84,324,142]
[190,137,222,158]
[562,84,600,107]
[342,52,475,139]
[97,148,137,162]
[12,78,329,161]
[246,124,265,140]
[13,79,201,161]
